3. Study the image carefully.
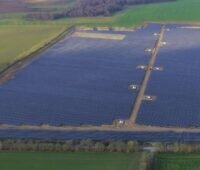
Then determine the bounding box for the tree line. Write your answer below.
[67,0,175,17]
[27,0,175,20]
[1,139,200,153]
[0,139,139,152]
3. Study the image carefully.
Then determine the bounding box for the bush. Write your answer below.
[0,141,2,150]
[127,141,138,152]
[94,142,105,152]
[62,140,74,152]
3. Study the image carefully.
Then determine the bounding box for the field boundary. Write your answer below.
[0,26,75,85]
[2,123,200,133]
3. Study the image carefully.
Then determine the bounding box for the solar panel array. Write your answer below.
[136,24,200,127]
[1,129,200,142]
[0,24,161,126]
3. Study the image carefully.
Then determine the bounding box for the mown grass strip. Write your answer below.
[0,152,142,170]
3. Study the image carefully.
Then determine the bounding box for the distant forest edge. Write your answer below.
[27,0,176,20]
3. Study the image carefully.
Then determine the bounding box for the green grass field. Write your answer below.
[0,152,141,170]
[0,25,65,71]
[155,153,200,170]
[114,0,200,26]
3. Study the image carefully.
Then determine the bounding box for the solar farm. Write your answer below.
[1,23,200,141]
[136,24,200,128]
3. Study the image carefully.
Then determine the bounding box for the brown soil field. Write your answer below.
[0,0,70,13]
[0,0,30,13]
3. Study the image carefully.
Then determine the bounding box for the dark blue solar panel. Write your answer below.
[1,129,200,142]
[0,24,161,126]
[137,24,200,127]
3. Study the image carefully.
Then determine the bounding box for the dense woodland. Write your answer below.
[28,0,175,20]
[68,0,175,17]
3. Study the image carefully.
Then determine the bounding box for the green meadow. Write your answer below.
[0,152,142,170]
[155,153,200,170]
[0,25,65,71]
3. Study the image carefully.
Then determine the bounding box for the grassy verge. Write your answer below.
[0,152,142,170]
[0,25,66,71]
[154,153,200,170]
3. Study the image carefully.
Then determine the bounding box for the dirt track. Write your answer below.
[129,26,165,124]
[1,123,200,133]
